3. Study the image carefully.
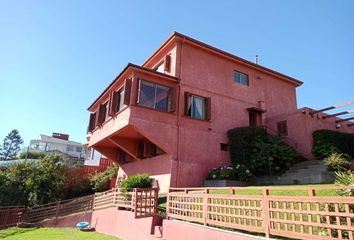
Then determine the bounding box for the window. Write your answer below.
[66,145,75,152]
[138,80,174,112]
[185,93,211,120]
[155,62,164,73]
[109,78,132,116]
[75,146,82,153]
[234,71,249,86]
[137,140,164,159]
[277,120,288,136]
[97,102,108,125]
[88,112,97,132]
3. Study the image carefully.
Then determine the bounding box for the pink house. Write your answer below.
[87,32,354,192]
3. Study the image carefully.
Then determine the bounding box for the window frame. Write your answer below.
[184,92,211,121]
[137,79,175,113]
[234,70,249,86]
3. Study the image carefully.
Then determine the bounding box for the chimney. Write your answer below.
[255,55,259,64]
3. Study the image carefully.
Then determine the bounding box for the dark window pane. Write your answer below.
[140,81,156,108]
[155,85,169,111]
[118,88,125,111]
[234,71,249,86]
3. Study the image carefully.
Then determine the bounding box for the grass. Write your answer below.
[0,228,120,240]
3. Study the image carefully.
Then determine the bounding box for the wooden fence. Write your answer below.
[25,194,94,223]
[167,186,354,240]
[0,206,26,229]
[0,187,158,229]
[93,187,158,218]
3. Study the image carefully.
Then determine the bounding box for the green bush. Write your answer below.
[18,151,47,159]
[121,173,152,192]
[334,171,354,196]
[206,164,251,182]
[313,130,354,159]
[325,153,351,172]
[90,164,119,192]
[227,126,299,176]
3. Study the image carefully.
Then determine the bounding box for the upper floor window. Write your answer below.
[138,80,175,112]
[155,62,164,73]
[234,71,249,86]
[185,92,211,120]
[97,101,108,125]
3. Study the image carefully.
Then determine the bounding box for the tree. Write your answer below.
[0,154,67,206]
[0,129,24,160]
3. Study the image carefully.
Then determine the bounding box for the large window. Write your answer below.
[185,93,210,120]
[234,71,249,86]
[138,80,174,112]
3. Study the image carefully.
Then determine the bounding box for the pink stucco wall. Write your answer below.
[91,208,162,240]
[163,220,265,240]
[37,212,92,228]
[266,108,354,159]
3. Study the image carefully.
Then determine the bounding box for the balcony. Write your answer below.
[87,63,178,165]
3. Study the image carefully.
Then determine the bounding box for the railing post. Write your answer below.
[92,194,96,211]
[154,188,158,215]
[55,200,60,223]
[133,188,137,217]
[262,188,270,238]
[166,188,170,220]
[203,188,209,226]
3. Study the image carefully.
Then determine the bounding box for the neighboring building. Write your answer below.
[86,32,354,192]
[29,133,84,158]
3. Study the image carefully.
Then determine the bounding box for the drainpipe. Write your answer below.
[176,37,185,188]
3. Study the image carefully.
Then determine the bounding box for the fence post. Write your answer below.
[55,200,60,223]
[166,188,170,220]
[133,189,137,218]
[154,188,158,215]
[203,189,209,226]
[262,188,270,238]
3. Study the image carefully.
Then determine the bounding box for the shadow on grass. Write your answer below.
[0,227,38,239]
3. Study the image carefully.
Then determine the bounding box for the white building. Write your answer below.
[29,133,84,158]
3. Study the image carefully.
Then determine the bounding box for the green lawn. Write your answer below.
[0,228,121,240]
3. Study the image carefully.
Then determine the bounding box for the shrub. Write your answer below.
[325,153,351,172]
[90,164,119,192]
[206,164,251,182]
[313,130,354,159]
[334,171,354,196]
[18,151,47,159]
[227,126,299,176]
[121,173,152,192]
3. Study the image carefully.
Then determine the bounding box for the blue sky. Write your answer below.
[1,0,353,145]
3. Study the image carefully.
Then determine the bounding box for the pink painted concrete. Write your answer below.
[91,208,162,240]
[163,220,265,240]
[266,108,354,159]
[88,32,354,190]
[37,212,92,228]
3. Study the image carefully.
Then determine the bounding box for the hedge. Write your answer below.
[227,126,299,176]
[312,129,354,159]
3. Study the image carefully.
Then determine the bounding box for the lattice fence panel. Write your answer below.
[168,193,204,223]
[206,194,264,233]
[269,196,354,240]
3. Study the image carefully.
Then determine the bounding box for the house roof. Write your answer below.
[143,32,303,86]
[87,63,179,111]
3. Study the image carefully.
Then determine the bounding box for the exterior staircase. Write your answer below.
[274,160,334,185]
